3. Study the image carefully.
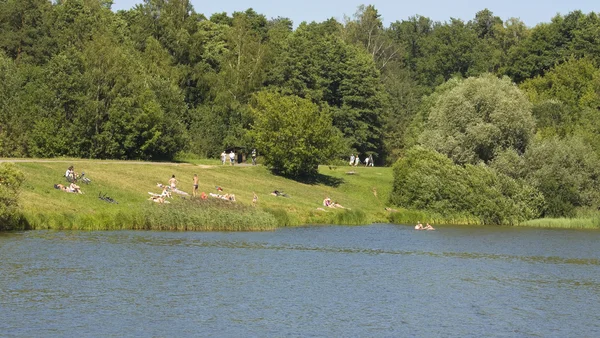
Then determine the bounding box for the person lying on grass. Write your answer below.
[54,183,82,194]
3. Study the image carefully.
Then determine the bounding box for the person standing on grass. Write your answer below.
[251,149,257,165]
[364,155,370,167]
[221,151,226,165]
[229,150,235,165]
[349,154,355,166]
[193,174,199,197]
[169,175,177,189]
[354,156,360,166]
[369,154,374,167]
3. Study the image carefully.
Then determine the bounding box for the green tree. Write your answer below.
[249,91,340,178]
[421,74,535,164]
[0,162,25,230]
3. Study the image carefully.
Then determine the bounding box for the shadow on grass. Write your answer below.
[288,172,345,187]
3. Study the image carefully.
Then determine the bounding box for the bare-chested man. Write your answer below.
[193,174,199,197]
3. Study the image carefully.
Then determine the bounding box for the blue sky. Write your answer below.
[111,0,598,27]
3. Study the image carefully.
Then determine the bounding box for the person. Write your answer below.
[425,223,435,231]
[369,154,374,167]
[65,166,76,181]
[354,156,360,166]
[252,192,258,206]
[200,192,207,200]
[415,222,424,230]
[192,174,199,197]
[229,150,235,166]
[331,201,346,209]
[251,149,257,165]
[323,197,332,207]
[168,175,177,189]
[364,155,370,167]
[69,182,82,194]
[220,151,226,165]
[349,154,355,166]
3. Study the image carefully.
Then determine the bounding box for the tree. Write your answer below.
[420,74,535,165]
[249,91,341,178]
[0,162,25,230]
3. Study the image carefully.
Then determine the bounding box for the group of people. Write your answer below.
[54,166,84,194]
[415,222,435,231]
[220,151,236,165]
[54,182,83,194]
[349,154,374,167]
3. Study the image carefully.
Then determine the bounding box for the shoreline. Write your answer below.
[3,159,599,231]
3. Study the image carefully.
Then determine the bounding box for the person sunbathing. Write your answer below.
[331,201,346,209]
[148,195,169,204]
[323,197,332,207]
[69,182,83,194]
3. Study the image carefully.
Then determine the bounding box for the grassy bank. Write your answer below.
[6,159,600,230]
[9,160,395,231]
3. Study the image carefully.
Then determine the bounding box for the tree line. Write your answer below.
[1,1,600,221]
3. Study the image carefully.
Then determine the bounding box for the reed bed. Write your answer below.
[518,217,600,229]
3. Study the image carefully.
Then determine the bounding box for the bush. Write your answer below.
[0,163,25,230]
[390,146,544,225]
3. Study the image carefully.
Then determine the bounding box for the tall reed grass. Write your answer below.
[23,199,278,231]
[518,217,600,229]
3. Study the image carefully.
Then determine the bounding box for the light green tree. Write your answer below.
[421,74,535,164]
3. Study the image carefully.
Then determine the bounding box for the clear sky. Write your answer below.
[110,0,598,27]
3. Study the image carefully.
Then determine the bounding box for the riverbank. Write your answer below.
[5,159,600,230]
[8,159,394,231]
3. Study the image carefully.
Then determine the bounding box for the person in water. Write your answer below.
[415,222,424,230]
[424,223,435,230]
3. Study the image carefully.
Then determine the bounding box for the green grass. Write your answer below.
[10,160,395,231]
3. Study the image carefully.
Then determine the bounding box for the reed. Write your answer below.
[518,217,600,229]
[387,209,484,226]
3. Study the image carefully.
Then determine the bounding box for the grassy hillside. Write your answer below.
[11,160,396,231]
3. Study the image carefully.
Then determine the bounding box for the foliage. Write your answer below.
[420,74,535,165]
[0,163,25,230]
[249,91,341,178]
[390,146,544,225]
[523,136,600,217]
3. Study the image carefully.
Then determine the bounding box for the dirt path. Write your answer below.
[0,158,258,169]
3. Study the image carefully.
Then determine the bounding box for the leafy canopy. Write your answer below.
[249,91,341,178]
[420,74,535,165]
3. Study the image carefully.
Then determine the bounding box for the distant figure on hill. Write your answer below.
[221,151,227,165]
[354,156,360,166]
[252,192,258,206]
[192,174,199,197]
[251,149,257,165]
[349,154,355,166]
[229,151,235,165]
[364,156,370,167]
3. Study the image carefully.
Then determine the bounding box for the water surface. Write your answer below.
[1,224,599,337]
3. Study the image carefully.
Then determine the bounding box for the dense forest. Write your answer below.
[1,0,600,222]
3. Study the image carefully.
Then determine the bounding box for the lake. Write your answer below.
[1,224,599,337]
